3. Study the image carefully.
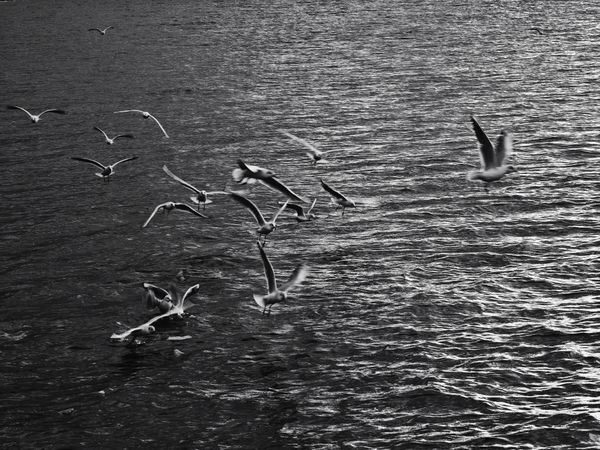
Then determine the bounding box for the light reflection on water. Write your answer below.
[1,0,600,448]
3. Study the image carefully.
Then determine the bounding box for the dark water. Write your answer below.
[2,0,600,448]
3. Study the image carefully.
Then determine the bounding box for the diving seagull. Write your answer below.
[233,159,309,203]
[230,192,288,245]
[71,156,138,182]
[111,284,200,342]
[279,198,317,222]
[142,202,207,228]
[277,129,337,165]
[88,26,113,35]
[114,109,169,138]
[320,179,356,216]
[253,241,309,315]
[467,116,516,191]
[142,282,173,314]
[94,126,134,145]
[7,105,66,123]
[162,165,227,210]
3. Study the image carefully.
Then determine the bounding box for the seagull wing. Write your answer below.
[142,203,166,228]
[7,105,33,119]
[142,282,170,300]
[271,200,289,224]
[280,264,309,293]
[495,131,512,166]
[114,109,145,114]
[259,177,309,203]
[111,156,138,167]
[306,198,317,215]
[172,203,208,218]
[94,126,109,140]
[113,133,134,140]
[257,241,277,293]
[88,28,102,33]
[180,284,200,309]
[277,129,322,157]
[470,116,496,170]
[104,26,113,32]
[280,202,304,215]
[71,156,106,170]
[162,165,201,194]
[39,109,66,116]
[320,179,349,202]
[146,113,169,138]
[230,192,266,225]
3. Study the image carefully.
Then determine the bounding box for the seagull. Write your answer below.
[114,109,169,138]
[142,202,207,228]
[162,165,227,210]
[467,116,516,191]
[277,129,337,165]
[7,105,66,123]
[88,26,113,35]
[142,283,174,314]
[230,192,288,245]
[233,159,309,203]
[111,284,200,343]
[71,156,138,182]
[94,126,134,145]
[530,27,544,35]
[320,179,356,216]
[279,198,317,222]
[253,241,309,315]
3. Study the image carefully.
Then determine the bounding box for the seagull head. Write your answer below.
[506,165,517,174]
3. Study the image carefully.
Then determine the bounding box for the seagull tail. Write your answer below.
[253,293,266,309]
[466,170,480,181]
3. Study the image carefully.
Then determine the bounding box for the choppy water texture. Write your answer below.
[2,0,600,448]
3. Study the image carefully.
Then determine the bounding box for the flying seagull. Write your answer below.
[230,192,288,245]
[467,116,516,191]
[114,109,169,138]
[277,129,337,165]
[7,105,66,123]
[162,165,227,210]
[253,241,309,315]
[279,198,317,222]
[233,159,309,203]
[142,202,207,228]
[320,179,356,216]
[71,156,138,182]
[88,26,113,35]
[94,126,134,145]
[111,284,200,343]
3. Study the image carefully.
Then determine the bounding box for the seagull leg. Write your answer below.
[342,207,345,217]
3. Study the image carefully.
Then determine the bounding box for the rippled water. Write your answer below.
[2,0,600,448]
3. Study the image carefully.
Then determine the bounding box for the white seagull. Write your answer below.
[320,179,356,216]
[162,165,227,210]
[277,129,337,165]
[94,126,134,145]
[280,198,317,222]
[88,26,113,35]
[111,283,200,342]
[230,192,288,245]
[253,241,309,315]
[114,109,169,138]
[7,105,66,123]
[233,159,309,204]
[467,116,516,191]
[142,202,207,228]
[71,156,138,182]
[142,282,173,314]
